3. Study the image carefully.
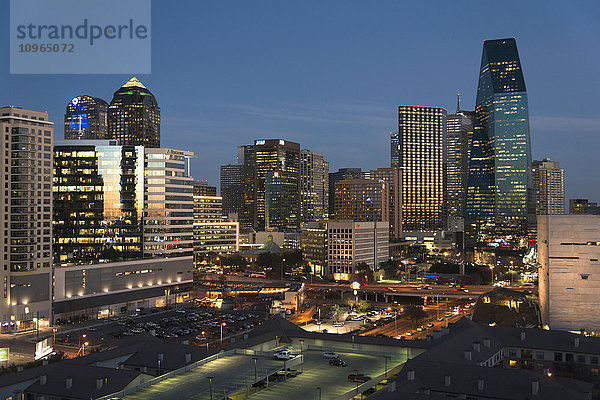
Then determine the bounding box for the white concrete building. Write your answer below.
[538,215,600,332]
[327,220,389,280]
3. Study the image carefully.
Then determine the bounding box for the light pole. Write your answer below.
[317,387,322,400]
[510,260,514,286]
[489,265,494,286]
[299,339,304,372]
[220,322,226,345]
[207,376,213,400]
[253,357,258,380]
[354,369,359,395]
[281,258,286,281]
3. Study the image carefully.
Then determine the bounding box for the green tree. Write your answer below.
[357,299,369,312]
[404,305,427,328]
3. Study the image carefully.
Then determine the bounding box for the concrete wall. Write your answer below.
[538,215,600,331]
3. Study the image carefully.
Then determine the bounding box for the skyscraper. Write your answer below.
[393,105,446,231]
[143,148,195,258]
[466,38,534,250]
[64,95,108,140]
[53,140,145,265]
[445,104,473,228]
[241,139,301,232]
[334,179,389,223]
[532,158,565,215]
[369,167,402,240]
[0,107,53,331]
[300,149,329,222]
[328,168,366,217]
[220,163,244,218]
[108,77,160,148]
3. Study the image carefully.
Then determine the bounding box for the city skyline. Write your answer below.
[1,2,599,202]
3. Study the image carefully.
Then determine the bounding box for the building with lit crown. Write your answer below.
[0,107,53,332]
[64,95,108,140]
[108,77,160,148]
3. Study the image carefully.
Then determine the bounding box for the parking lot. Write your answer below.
[55,305,266,350]
[121,349,398,400]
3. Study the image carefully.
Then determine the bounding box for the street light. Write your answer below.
[253,357,258,380]
[220,322,226,345]
[489,265,494,286]
[281,258,286,281]
[299,339,304,372]
[207,376,214,400]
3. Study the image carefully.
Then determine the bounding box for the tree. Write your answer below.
[356,262,374,283]
[404,305,427,328]
[357,300,369,312]
[331,305,343,322]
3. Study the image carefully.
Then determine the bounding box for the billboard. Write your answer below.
[34,338,52,360]
[0,348,8,362]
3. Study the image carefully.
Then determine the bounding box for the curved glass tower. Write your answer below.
[465,38,534,251]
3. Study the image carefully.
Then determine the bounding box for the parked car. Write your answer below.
[273,350,294,360]
[332,321,344,327]
[329,359,346,367]
[323,351,339,359]
[348,373,372,382]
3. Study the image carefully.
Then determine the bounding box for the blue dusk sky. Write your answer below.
[1,1,599,201]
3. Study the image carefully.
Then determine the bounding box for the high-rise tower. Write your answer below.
[394,106,446,231]
[64,95,108,140]
[465,38,534,250]
[300,149,329,222]
[108,77,160,148]
[532,159,565,215]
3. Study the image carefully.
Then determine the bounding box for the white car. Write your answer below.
[323,351,339,359]
[332,321,344,327]
[273,350,294,360]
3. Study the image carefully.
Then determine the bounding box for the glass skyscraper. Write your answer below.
[465,38,534,251]
[53,140,145,265]
[108,77,161,148]
[64,95,108,140]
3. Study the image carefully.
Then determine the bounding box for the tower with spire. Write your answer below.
[107,76,161,148]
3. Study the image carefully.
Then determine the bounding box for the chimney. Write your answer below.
[158,353,164,361]
[520,330,526,341]
[40,374,47,385]
[185,353,191,363]
[388,380,396,392]
[532,379,539,396]
[96,378,103,390]
[464,350,472,361]
[483,338,491,348]
[65,378,73,389]
[575,337,580,348]
[478,378,484,391]
[407,369,415,381]
[444,375,451,387]
[473,342,481,352]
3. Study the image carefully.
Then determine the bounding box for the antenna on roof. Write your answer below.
[456,93,461,113]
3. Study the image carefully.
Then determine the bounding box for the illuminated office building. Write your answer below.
[532,159,565,215]
[220,163,244,218]
[53,140,144,265]
[241,139,300,232]
[300,149,329,222]
[0,107,53,331]
[393,105,446,231]
[64,95,108,140]
[465,38,534,250]
[108,77,160,148]
[370,167,402,240]
[301,221,327,276]
[334,179,389,223]
[144,148,195,258]
[445,107,473,228]
[328,168,367,217]
[193,182,238,264]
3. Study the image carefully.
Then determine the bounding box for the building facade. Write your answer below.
[333,179,389,223]
[466,38,534,251]
[445,110,473,228]
[0,107,53,331]
[143,148,195,258]
[569,199,600,215]
[370,167,402,240]
[301,221,327,277]
[300,149,329,222]
[53,140,145,265]
[393,105,446,231]
[538,215,600,332]
[193,183,238,264]
[532,158,565,215]
[327,221,389,279]
[328,168,366,217]
[64,95,108,140]
[220,163,244,218]
[107,77,161,148]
